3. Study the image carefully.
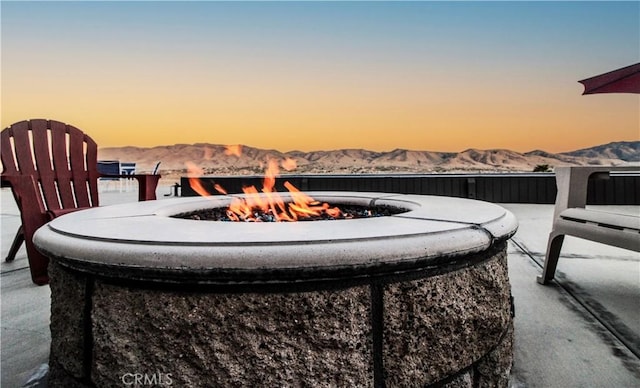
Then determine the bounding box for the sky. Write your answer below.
[1,1,639,153]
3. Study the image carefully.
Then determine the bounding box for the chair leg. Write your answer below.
[537,232,565,285]
[5,225,25,262]
[23,222,50,285]
[24,240,50,285]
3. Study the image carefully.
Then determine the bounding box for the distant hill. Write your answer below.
[98,141,640,176]
[560,141,639,162]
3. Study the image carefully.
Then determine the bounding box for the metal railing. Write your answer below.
[180,172,640,205]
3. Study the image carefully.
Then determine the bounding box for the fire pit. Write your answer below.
[34,192,517,387]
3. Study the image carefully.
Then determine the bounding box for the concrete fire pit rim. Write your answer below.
[37,192,514,243]
[33,193,518,276]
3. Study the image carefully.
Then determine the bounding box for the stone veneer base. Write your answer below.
[48,243,513,387]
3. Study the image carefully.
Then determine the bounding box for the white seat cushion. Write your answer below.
[560,208,640,231]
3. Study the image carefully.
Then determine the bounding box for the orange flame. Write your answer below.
[263,159,279,193]
[224,144,243,157]
[203,146,214,160]
[188,149,341,221]
[281,157,297,171]
[186,162,210,197]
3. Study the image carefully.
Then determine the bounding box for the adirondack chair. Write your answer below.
[1,119,161,285]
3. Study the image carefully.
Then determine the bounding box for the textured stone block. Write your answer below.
[48,261,87,381]
[90,283,373,387]
[383,249,512,386]
[476,321,514,387]
[442,371,474,388]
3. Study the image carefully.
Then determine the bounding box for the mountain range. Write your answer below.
[98,141,640,176]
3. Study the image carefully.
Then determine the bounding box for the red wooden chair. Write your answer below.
[1,119,161,285]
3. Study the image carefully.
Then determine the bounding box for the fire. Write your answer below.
[281,157,297,171]
[187,149,342,222]
[185,162,210,197]
[213,184,227,195]
[224,144,242,157]
[263,159,279,193]
[203,146,214,160]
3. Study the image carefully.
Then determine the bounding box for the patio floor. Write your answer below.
[1,187,639,387]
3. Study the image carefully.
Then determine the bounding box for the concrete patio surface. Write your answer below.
[1,186,638,387]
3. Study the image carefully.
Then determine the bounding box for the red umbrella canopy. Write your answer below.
[579,63,640,95]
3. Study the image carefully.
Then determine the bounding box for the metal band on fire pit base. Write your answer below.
[35,193,518,387]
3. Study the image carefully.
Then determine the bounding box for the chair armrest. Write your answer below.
[99,173,161,201]
[552,166,639,220]
[0,174,47,216]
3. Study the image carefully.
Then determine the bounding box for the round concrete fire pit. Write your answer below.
[34,192,517,387]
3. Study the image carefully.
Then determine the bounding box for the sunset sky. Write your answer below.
[2,1,638,153]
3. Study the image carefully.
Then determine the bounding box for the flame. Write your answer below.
[224,144,243,157]
[213,184,227,195]
[203,146,214,160]
[186,162,210,197]
[281,157,297,171]
[188,148,341,222]
[218,167,342,221]
[263,159,279,193]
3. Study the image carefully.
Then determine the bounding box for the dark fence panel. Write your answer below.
[588,173,639,205]
[180,173,640,205]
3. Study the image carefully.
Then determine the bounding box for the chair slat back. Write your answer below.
[1,119,101,212]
